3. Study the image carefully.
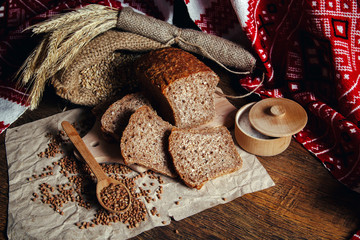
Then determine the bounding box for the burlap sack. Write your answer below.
[52,30,166,106]
[117,7,256,73]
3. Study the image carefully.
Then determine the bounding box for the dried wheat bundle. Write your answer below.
[18,5,118,109]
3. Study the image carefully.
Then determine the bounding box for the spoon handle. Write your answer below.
[61,121,108,182]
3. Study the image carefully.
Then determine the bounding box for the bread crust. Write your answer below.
[135,47,213,94]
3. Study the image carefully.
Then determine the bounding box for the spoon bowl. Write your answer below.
[61,121,131,214]
[96,177,131,213]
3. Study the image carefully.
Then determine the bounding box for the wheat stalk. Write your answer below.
[47,17,95,51]
[30,4,112,34]
[56,19,117,71]
[17,4,119,109]
[40,16,116,79]
[16,38,47,85]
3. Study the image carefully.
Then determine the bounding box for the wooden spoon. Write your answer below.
[61,121,131,214]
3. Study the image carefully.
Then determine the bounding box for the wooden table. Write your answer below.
[1,89,360,240]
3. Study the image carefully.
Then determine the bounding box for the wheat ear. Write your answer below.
[17,4,118,109]
[56,19,117,71]
[29,4,111,34]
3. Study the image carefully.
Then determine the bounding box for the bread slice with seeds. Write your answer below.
[168,126,243,189]
[100,92,151,141]
[120,105,176,178]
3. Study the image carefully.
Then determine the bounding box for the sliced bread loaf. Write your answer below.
[135,47,219,128]
[168,126,243,189]
[120,105,176,178]
[100,92,151,141]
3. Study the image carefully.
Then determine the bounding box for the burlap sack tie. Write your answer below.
[116,7,256,73]
[18,4,257,109]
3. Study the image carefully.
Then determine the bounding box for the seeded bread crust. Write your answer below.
[120,105,177,178]
[135,47,219,128]
[168,126,243,189]
[100,92,151,141]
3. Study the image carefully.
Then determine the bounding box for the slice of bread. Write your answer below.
[168,126,243,189]
[100,92,151,141]
[135,47,219,128]
[120,105,177,178]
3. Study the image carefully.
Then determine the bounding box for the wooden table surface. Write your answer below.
[1,89,360,240]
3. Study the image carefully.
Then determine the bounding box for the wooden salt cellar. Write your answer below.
[234,98,308,156]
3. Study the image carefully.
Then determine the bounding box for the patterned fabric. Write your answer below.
[352,230,360,240]
[236,0,360,193]
[0,2,359,235]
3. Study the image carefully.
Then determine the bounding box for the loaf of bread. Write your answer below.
[168,126,243,189]
[120,105,177,177]
[100,92,151,141]
[135,47,219,128]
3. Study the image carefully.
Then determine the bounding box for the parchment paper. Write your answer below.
[5,108,275,239]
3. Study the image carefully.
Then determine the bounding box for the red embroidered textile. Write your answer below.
[237,0,360,192]
[351,230,360,240]
[0,1,359,237]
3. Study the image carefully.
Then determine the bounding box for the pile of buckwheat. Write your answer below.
[99,182,131,212]
[27,120,166,229]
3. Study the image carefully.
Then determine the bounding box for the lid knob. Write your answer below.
[270,105,286,117]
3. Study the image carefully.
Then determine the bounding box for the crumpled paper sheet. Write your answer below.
[5,108,275,240]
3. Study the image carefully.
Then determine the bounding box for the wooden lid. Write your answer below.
[249,98,307,137]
